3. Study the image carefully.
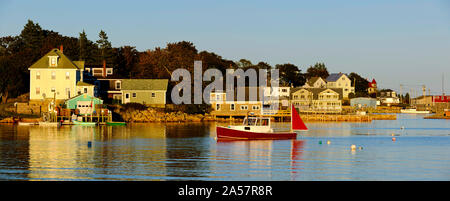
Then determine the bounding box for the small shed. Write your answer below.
[65,94,103,115]
[350,97,377,109]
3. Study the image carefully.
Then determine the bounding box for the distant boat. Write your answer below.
[39,121,61,127]
[400,108,430,114]
[73,120,97,126]
[18,122,37,126]
[106,121,126,126]
[216,104,307,140]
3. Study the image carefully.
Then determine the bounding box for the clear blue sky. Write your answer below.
[1,0,449,96]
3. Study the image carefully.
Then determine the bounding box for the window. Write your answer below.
[216,104,221,110]
[66,72,70,80]
[66,88,70,97]
[216,94,221,101]
[36,87,40,95]
[282,89,287,92]
[240,105,248,110]
[252,105,260,110]
[51,71,56,80]
[230,104,235,110]
[151,92,156,98]
[115,81,121,89]
[132,93,136,98]
[107,69,112,74]
[36,71,40,80]
[51,87,55,93]
[125,93,130,99]
[84,88,88,94]
[49,56,58,67]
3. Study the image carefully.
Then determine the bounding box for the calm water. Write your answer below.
[0,114,449,181]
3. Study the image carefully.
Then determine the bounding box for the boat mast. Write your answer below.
[290,104,293,132]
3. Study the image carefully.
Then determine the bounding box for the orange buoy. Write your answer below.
[392,137,396,142]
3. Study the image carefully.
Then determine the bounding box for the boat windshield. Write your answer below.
[244,118,257,126]
[259,118,269,126]
[243,117,270,126]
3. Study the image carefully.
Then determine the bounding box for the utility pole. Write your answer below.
[400,84,403,103]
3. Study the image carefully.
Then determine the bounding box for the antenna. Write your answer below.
[443,73,445,96]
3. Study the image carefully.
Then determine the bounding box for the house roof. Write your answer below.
[121,79,168,91]
[291,87,343,100]
[326,73,347,82]
[65,93,103,103]
[28,48,84,70]
[306,77,323,86]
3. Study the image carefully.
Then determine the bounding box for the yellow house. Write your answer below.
[28,48,93,100]
[326,73,355,99]
[291,88,343,112]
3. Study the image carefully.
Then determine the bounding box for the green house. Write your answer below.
[121,79,168,106]
[65,94,103,114]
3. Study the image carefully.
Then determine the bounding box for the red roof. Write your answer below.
[368,79,377,88]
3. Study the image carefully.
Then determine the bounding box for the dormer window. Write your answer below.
[48,56,59,67]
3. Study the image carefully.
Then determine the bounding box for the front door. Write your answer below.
[124,93,130,103]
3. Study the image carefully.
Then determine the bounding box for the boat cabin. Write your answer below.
[228,117,273,133]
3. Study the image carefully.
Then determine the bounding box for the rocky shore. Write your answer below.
[116,107,216,123]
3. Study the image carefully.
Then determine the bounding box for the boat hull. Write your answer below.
[18,122,37,126]
[73,121,97,126]
[216,126,297,140]
[39,122,61,127]
[106,122,126,126]
[400,109,430,114]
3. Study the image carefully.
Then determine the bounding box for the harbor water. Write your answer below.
[0,114,449,181]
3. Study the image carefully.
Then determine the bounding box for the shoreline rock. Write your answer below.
[116,107,215,123]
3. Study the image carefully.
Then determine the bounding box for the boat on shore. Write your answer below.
[106,121,126,126]
[39,121,62,127]
[400,108,431,114]
[216,104,308,140]
[73,120,97,126]
[18,122,37,126]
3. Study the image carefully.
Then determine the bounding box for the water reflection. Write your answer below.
[28,126,96,180]
[0,114,449,181]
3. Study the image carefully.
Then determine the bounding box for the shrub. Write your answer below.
[121,103,148,111]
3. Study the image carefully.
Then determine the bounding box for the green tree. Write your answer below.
[275,63,306,87]
[237,59,253,69]
[305,62,329,80]
[79,30,88,60]
[348,72,369,97]
[96,30,112,63]
[404,93,410,105]
[113,46,139,78]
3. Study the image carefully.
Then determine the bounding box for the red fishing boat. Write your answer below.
[216,104,308,140]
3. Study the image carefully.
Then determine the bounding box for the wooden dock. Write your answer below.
[212,110,396,122]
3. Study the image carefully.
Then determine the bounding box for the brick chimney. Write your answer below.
[60,45,63,53]
[103,60,106,78]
